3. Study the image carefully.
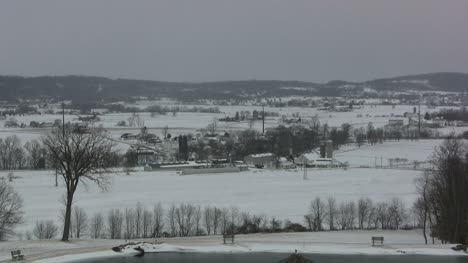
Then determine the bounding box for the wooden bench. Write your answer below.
[11,250,24,261]
[223,234,235,244]
[372,236,384,247]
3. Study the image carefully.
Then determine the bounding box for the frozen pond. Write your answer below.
[71,252,468,263]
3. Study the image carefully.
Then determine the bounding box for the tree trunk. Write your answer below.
[62,192,74,241]
[422,211,427,245]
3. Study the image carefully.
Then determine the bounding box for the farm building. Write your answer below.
[244,153,276,168]
[296,152,343,168]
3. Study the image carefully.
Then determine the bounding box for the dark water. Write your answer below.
[72,252,468,263]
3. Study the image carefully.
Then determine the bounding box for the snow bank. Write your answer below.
[33,241,467,263]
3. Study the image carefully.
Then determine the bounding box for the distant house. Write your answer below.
[296,151,342,168]
[244,153,276,168]
[131,145,158,165]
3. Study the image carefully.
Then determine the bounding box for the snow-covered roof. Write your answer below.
[300,152,320,160]
[250,153,274,158]
[313,158,334,163]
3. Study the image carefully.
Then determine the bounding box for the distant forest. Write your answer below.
[0,72,467,102]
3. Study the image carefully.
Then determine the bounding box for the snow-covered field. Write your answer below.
[0,104,465,142]
[1,140,442,238]
[334,140,440,167]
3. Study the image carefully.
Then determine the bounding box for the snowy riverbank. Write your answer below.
[1,231,466,263]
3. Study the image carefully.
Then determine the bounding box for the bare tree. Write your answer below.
[414,171,431,244]
[388,197,406,230]
[220,208,229,234]
[270,217,282,232]
[0,181,23,240]
[89,212,104,239]
[194,206,203,236]
[326,197,338,230]
[33,220,58,239]
[124,208,136,239]
[212,207,222,235]
[368,206,378,229]
[304,214,314,231]
[376,202,389,229]
[166,204,177,237]
[337,201,356,230]
[357,197,372,229]
[206,118,218,135]
[42,127,116,241]
[203,207,213,235]
[73,206,88,238]
[107,209,123,239]
[24,139,44,169]
[175,203,195,237]
[152,203,164,238]
[142,209,152,238]
[308,197,326,231]
[135,202,143,238]
[0,136,24,170]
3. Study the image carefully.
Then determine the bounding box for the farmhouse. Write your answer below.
[244,153,276,168]
[296,152,342,168]
[131,145,158,165]
[296,141,343,168]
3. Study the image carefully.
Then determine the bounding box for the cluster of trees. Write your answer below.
[413,137,468,244]
[430,109,468,122]
[0,136,46,170]
[0,180,23,240]
[304,197,408,232]
[354,122,438,147]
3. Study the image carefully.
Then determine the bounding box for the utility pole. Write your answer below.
[262,104,265,136]
[303,164,307,180]
[62,102,65,136]
[418,96,421,138]
[58,101,65,187]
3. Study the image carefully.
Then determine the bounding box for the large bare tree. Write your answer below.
[42,127,115,241]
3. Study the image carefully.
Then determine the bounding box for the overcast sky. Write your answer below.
[0,0,467,82]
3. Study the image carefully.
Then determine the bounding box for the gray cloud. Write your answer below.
[0,0,467,82]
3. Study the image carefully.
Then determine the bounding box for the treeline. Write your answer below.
[353,123,439,147]
[104,104,221,115]
[0,136,46,170]
[0,135,120,171]
[430,109,468,122]
[413,137,468,245]
[25,196,414,240]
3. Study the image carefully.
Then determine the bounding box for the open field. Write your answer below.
[1,139,442,238]
[0,104,465,143]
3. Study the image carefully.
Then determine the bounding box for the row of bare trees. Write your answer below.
[24,196,415,241]
[0,136,46,170]
[305,197,409,232]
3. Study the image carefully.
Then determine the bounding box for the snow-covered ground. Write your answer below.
[3,141,441,239]
[334,140,440,167]
[0,231,465,262]
[1,231,464,263]
[0,104,465,141]
[4,167,421,237]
